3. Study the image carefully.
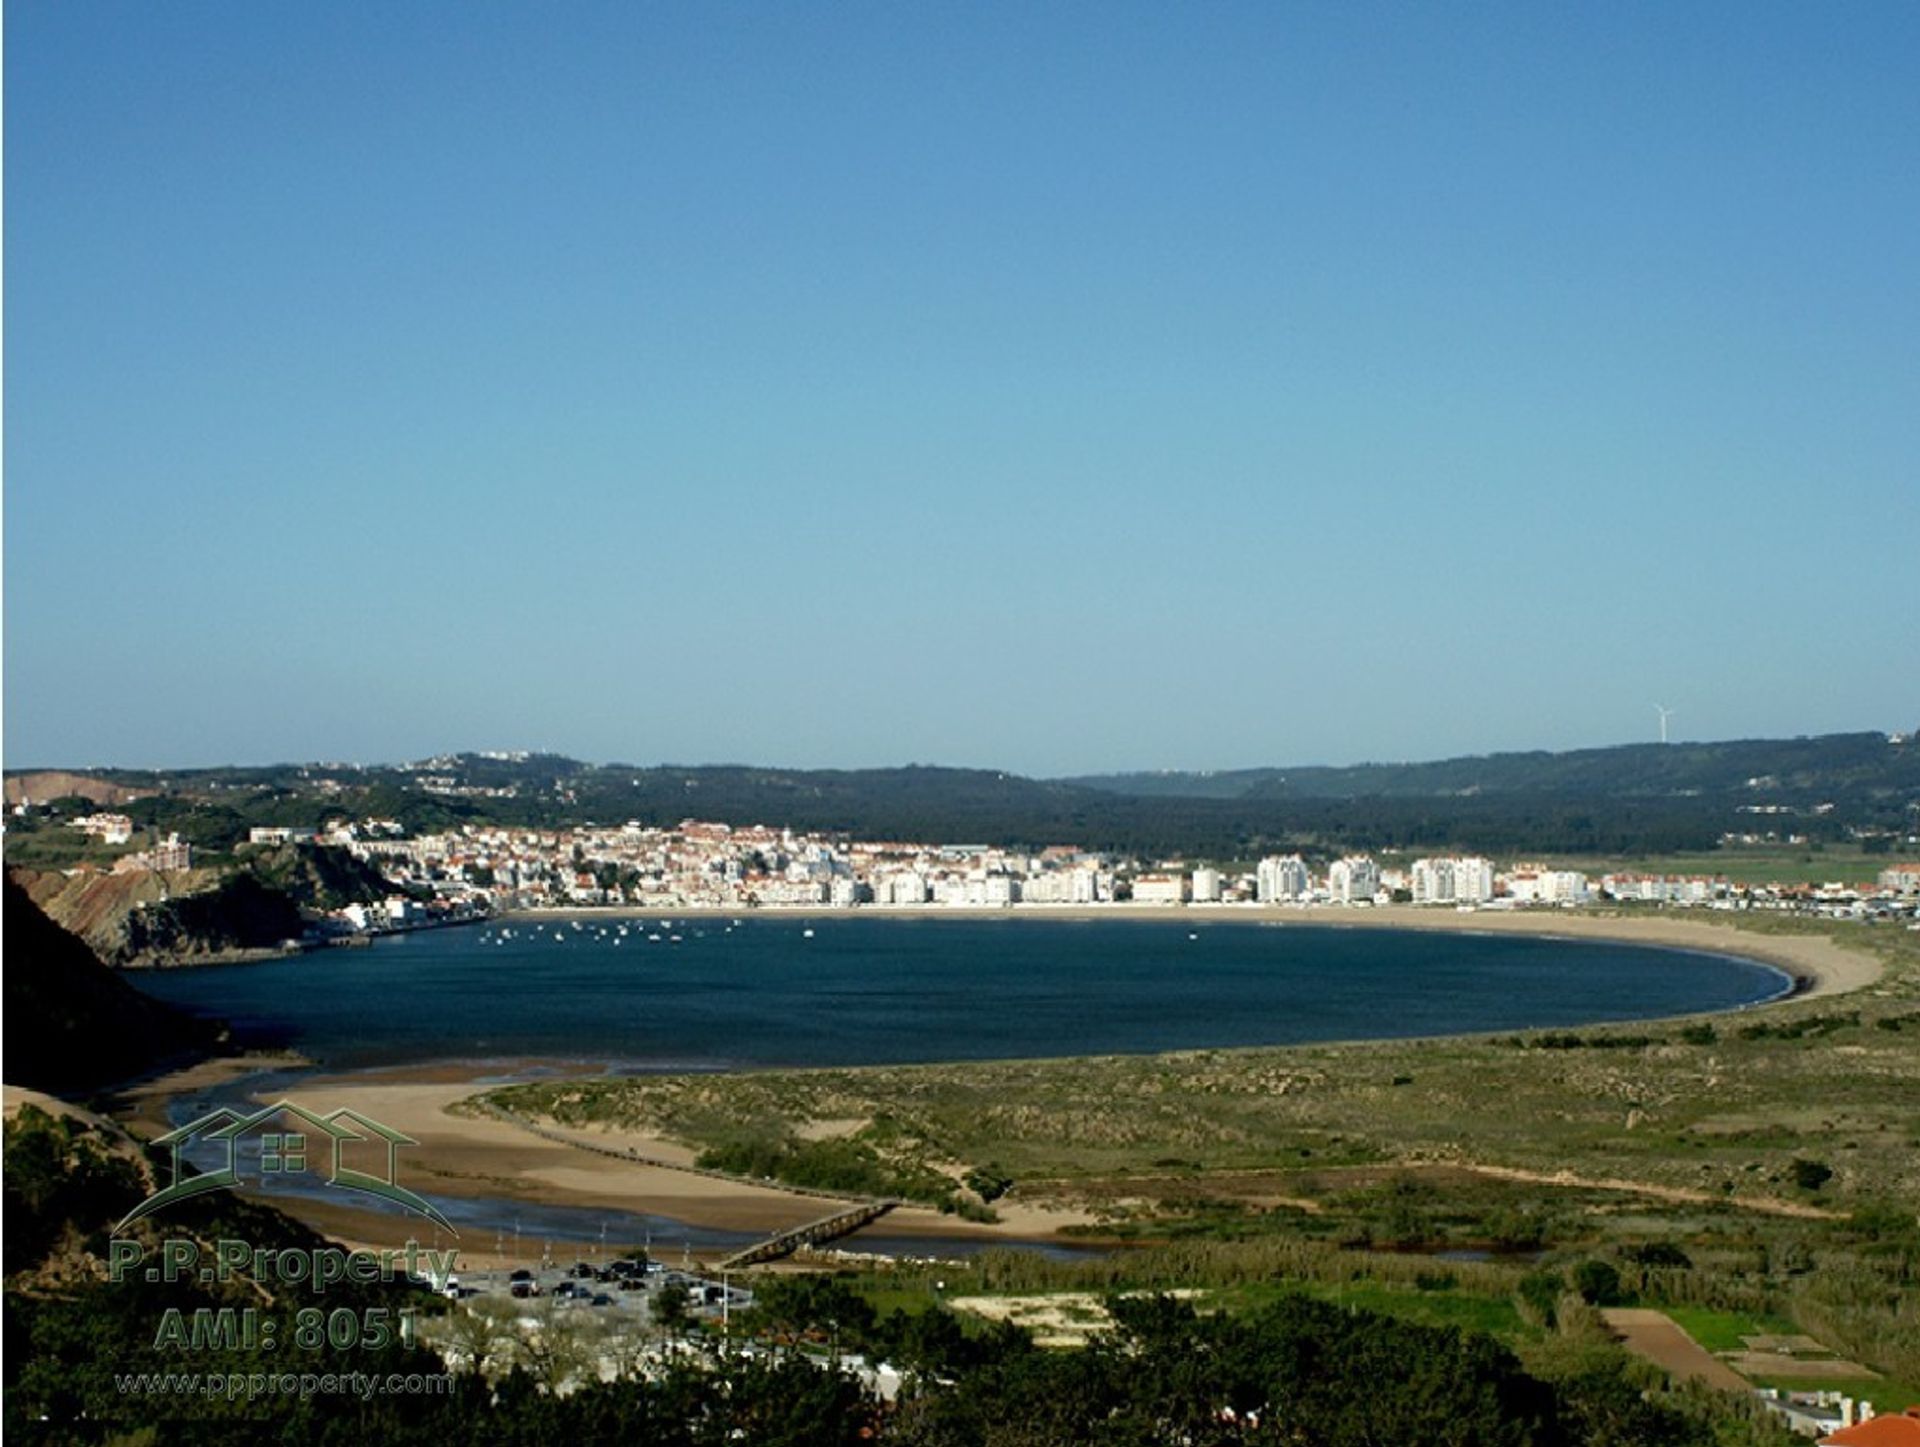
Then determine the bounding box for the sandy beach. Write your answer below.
[104,1063,1102,1263]
[1245,905,1884,1000]
[104,907,1885,1262]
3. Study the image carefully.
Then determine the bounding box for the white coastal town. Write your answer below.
[172,817,1920,939]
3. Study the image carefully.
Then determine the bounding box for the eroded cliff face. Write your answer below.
[8,843,388,966]
[9,865,224,963]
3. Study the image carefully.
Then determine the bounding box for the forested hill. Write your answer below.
[1064,732,1920,803]
[4,732,1914,861]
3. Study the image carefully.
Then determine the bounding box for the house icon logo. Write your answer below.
[117,1099,456,1235]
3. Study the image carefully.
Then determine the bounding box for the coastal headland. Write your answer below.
[100,908,1912,1265]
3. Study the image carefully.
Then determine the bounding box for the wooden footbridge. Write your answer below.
[715,1199,900,1271]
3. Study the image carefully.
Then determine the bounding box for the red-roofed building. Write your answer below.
[1821,1406,1920,1446]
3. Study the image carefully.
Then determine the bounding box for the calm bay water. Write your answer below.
[136,914,1791,1072]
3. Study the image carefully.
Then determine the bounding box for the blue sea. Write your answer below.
[135,914,1791,1072]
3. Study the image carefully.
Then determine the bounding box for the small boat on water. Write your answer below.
[802,928,815,939]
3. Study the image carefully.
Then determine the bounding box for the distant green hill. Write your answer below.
[5,732,1914,860]
[1063,732,1920,804]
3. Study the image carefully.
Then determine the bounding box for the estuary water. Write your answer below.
[135,914,1791,1072]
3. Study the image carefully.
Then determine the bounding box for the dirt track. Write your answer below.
[1602,1308,1750,1392]
[1456,1163,1844,1220]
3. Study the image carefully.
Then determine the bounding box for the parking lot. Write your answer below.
[442,1255,753,1327]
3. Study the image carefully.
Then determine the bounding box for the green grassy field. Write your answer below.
[1548,847,1897,887]
[1663,1305,1799,1354]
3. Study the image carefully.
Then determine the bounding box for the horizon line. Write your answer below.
[3,725,1909,783]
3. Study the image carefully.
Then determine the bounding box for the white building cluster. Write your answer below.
[70,813,134,845]
[1501,867,1591,905]
[298,817,1920,928]
[111,832,194,874]
[337,826,1564,915]
[345,828,1600,916]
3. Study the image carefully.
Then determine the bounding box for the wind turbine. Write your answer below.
[1653,704,1677,745]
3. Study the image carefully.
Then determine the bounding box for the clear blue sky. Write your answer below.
[6,2,1916,775]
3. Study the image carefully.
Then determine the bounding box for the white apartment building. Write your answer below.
[1190,867,1223,903]
[1600,874,1724,905]
[1132,873,1188,905]
[249,826,318,845]
[1411,856,1495,904]
[1878,864,1920,894]
[1325,855,1380,904]
[385,896,425,925]
[877,871,929,905]
[982,875,1019,906]
[73,813,135,845]
[1019,871,1071,904]
[1256,855,1312,902]
[928,874,1020,906]
[1502,867,1591,904]
[1023,871,1073,904]
[758,878,830,905]
[1025,867,1106,904]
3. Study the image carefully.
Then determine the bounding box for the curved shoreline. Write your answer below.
[105,909,1890,1262]
[503,902,1884,1006]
